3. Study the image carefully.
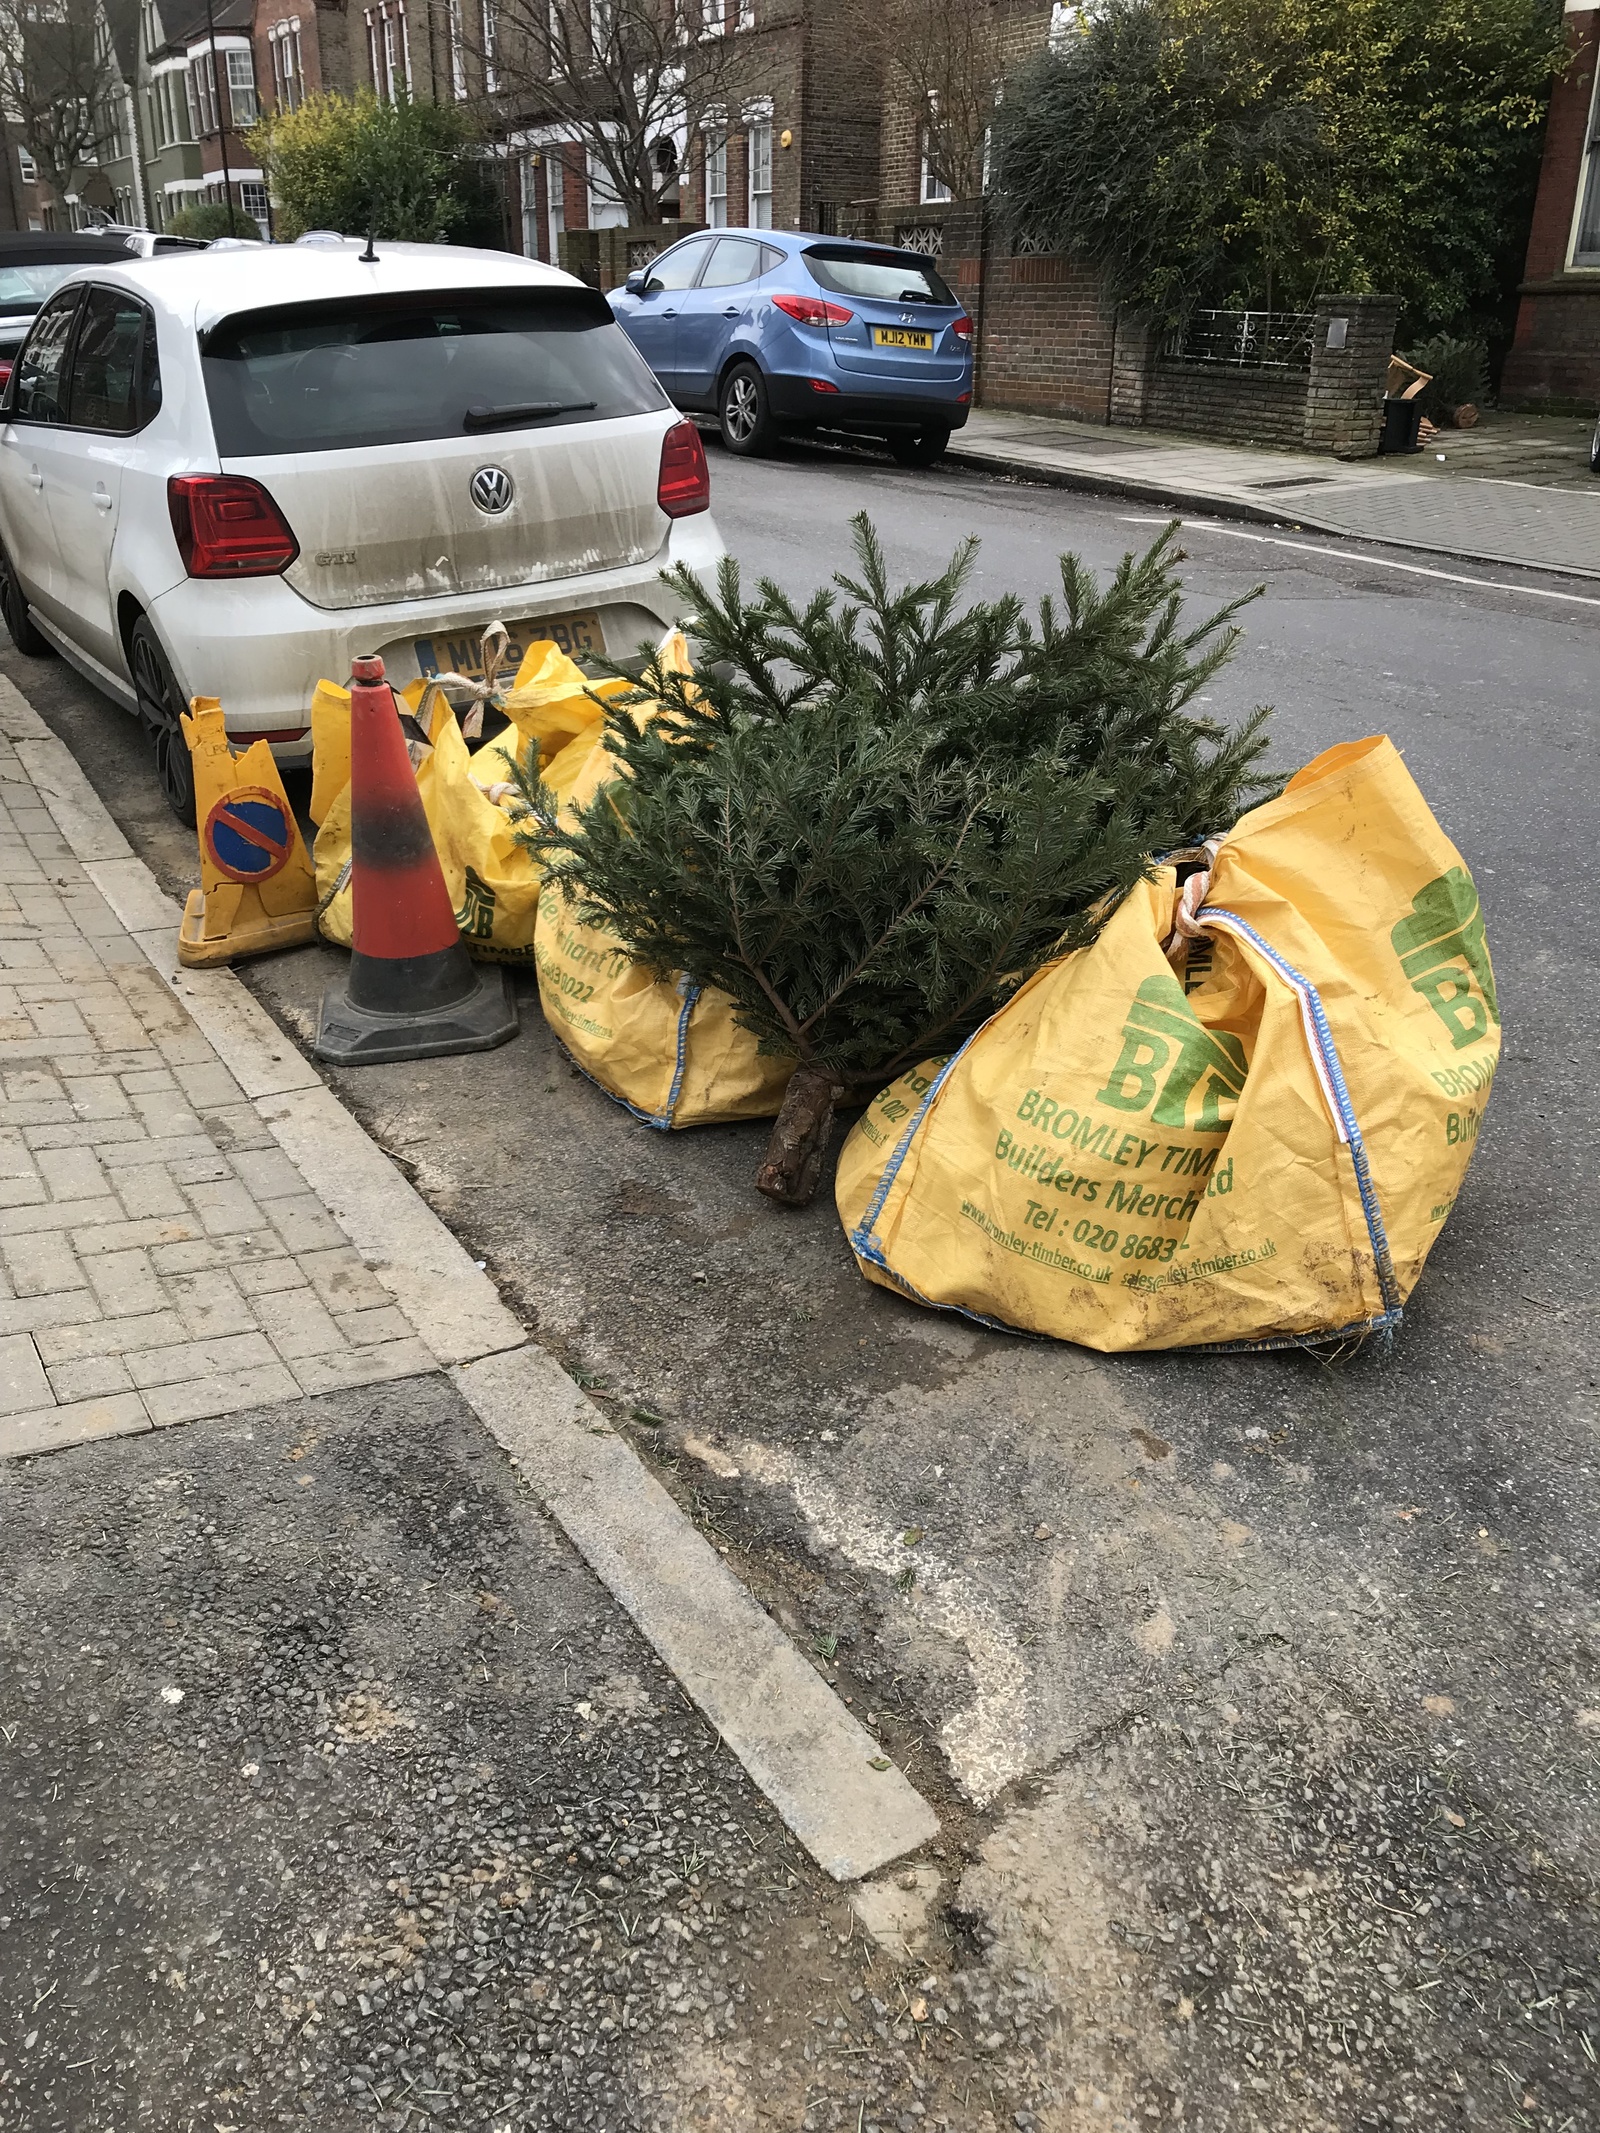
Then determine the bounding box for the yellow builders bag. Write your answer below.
[528,627,792,1126]
[836,737,1499,1351]
[534,885,794,1129]
[310,636,626,964]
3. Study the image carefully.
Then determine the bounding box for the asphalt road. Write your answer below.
[3,436,1597,2132]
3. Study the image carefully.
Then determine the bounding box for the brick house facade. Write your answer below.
[1501,2,1600,407]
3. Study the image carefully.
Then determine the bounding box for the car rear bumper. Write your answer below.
[141,514,725,760]
[764,375,971,432]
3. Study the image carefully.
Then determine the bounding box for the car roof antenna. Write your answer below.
[360,225,378,263]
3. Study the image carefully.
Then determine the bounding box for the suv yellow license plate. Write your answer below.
[872,326,934,350]
[414,609,604,680]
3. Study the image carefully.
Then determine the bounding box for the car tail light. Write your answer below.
[0,358,12,393]
[657,419,710,518]
[168,475,299,577]
[809,379,840,394]
[951,314,974,341]
[772,293,853,329]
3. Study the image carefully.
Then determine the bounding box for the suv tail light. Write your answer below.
[657,419,710,518]
[167,474,299,577]
[772,293,854,329]
[951,314,974,341]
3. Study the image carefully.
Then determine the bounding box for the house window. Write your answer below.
[547,145,566,262]
[704,131,727,225]
[701,0,723,37]
[482,0,498,91]
[189,55,216,136]
[227,48,258,125]
[736,0,753,23]
[587,146,627,228]
[366,3,410,99]
[1575,67,1600,265]
[240,179,270,231]
[591,0,614,53]
[185,65,204,138]
[17,146,37,184]
[271,21,304,111]
[449,0,467,96]
[521,153,541,256]
[920,135,951,204]
[747,117,771,228]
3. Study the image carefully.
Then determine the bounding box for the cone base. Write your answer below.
[314,960,518,1065]
[178,889,318,969]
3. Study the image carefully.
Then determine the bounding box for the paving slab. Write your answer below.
[952,405,1600,578]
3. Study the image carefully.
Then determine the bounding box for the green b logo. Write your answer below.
[1390,868,1498,1051]
[1096,974,1248,1133]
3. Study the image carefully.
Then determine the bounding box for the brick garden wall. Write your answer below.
[1144,360,1307,447]
[1502,6,1600,407]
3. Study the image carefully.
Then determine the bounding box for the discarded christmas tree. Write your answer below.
[515,519,1277,1206]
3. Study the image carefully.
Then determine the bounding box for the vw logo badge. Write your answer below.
[470,465,514,515]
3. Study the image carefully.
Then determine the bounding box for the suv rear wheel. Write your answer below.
[719,362,778,457]
[129,615,196,828]
[888,427,952,468]
[0,539,50,657]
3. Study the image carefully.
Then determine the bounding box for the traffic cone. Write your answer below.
[313,654,518,1065]
[178,699,318,967]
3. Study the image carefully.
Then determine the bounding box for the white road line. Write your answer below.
[1120,517,1600,609]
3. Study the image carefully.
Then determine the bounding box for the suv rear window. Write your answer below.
[201,285,669,456]
[803,248,956,307]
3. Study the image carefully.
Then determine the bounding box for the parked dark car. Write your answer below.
[0,231,204,388]
[607,228,974,465]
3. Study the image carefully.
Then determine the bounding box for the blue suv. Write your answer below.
[607,229,973,465]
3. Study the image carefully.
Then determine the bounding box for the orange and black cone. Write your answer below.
[313,653,518,1065]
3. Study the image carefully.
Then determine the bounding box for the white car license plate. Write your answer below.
[414,609,605,680]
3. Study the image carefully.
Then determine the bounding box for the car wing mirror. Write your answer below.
[624,271,648,296]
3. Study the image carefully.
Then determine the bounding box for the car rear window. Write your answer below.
[200,285,670,456]
[803,248,956,307]
[0,263,80,317]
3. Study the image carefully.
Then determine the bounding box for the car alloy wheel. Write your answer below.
[719,363,775,457]
[0,540,49,657]
[130,618,197,828]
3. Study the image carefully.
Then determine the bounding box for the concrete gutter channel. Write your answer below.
[0,671,939,1900]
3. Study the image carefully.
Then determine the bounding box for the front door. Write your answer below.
[619,238,713,400]
[675,236,770,411]
[42,286,156,670]
[0,286,83,625]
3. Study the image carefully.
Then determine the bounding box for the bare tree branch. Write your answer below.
[0,0,128,202]
[457,0,753,225]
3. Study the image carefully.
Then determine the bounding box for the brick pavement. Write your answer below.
[0,729,435,1461]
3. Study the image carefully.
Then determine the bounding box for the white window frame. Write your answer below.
[1571,61,1600,268]
[591,0,614,55]
[746,110,771,228]
[703,127,727,225]
[17,146,37,184]
[481,0,498,92]
[270,19,305,111]
[701,0,723,38]
[226,47,258,125]
[587,143,627,228]
[736,0,753,24]
[449,0,468,96]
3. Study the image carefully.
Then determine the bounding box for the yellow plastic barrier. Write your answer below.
[177,698,317,967]
[836,737,1499,1351]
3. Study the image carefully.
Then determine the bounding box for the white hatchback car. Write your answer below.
[0,238,722,820]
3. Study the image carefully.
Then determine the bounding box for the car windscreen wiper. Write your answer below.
[462,399,597,432]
